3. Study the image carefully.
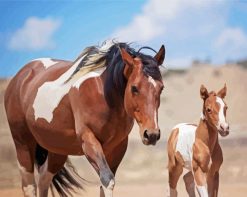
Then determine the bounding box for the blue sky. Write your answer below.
[0,0,247,77]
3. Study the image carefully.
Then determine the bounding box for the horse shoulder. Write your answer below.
[193,139,211,172]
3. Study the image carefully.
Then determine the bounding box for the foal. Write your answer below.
[167,84,229,197]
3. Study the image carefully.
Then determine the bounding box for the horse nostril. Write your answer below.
[157,130,161,140]
[144,130,149,139]
[220,125,225,131]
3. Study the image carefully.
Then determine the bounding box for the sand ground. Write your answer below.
[0,65,247,196]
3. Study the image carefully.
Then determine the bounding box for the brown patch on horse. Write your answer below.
[175,151,185,166]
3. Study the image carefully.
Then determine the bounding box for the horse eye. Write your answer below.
[131,85,139,94]
[206,108,211,113]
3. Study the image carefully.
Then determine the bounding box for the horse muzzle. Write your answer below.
[142,129,160,145]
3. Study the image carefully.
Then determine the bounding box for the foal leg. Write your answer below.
[183,171,196,197]
[38,152,67,197]
[207,144,223,197]
[193,140,210,197]
[81,129,115,197]
[167,163,183,197]
[100,138,128,197]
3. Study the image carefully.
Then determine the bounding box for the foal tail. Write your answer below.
[35,144,85,197]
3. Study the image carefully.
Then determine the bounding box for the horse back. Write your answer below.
[5,58,71,115]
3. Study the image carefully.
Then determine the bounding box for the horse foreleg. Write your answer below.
[81,129,115,197]
[99,138,128,197]
[183,171,196,197]
[193,140,210,197]
[207,143,222,197]
[38,152,67,197]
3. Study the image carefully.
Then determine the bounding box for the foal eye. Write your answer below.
[131,85,139,94]
[206,108,212,113]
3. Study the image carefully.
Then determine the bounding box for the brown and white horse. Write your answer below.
[167,84,229,197]
[4,41,165,197]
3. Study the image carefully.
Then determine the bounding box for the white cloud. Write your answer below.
[111,0,243,66]
[8,17,61,51]
[112,0,218,43]
[214,27,247,60]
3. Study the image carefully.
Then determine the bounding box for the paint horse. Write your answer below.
[167,84,229,197]
[4,41,165,197]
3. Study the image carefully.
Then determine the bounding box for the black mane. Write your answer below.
[69,41,162,108]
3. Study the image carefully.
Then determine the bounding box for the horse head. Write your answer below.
[120,45,165,145]
[200,84,229,137]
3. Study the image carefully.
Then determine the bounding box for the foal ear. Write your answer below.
[217,84,227,99]
[154,45,165,66]
[120,48,134,79]
[200,84,209,100]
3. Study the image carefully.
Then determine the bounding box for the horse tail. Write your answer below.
[35,144,85,197]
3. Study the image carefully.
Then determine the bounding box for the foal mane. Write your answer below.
[67,40,162,107]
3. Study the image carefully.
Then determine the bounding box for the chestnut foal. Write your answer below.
[167,84,229,197]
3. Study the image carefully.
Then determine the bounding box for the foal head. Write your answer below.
[120,45,165,145]
[200,84,229,137]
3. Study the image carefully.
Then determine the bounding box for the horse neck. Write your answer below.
[100,73,128,115]
[196,119,219,154]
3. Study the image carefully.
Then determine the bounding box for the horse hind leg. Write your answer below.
[11,125,37,197]
[36,148,67,197]
[183,171,196,197]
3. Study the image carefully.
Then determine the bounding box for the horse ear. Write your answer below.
[200,84,209,100]
[120,48,134,79]
[154,45,165,66]
[217,84,227,99]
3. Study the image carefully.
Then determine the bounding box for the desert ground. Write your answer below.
[0,64,246,196]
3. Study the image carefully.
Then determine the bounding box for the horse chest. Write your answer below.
[99,114,134,146]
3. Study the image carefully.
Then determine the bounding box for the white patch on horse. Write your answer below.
[33,54,86,122]
[216,96,227,130]
[38,157,54,196]
[148,76,157,88]
[154,110,158,129]
[196,185,208,197]
[102,179,115,197]
[32,58,57,69]
[174,123,197,170]
[17,161,36,197]
[200,112,205,120]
